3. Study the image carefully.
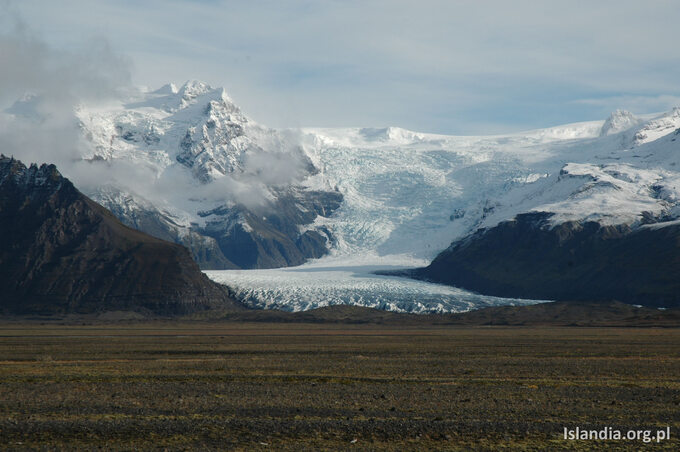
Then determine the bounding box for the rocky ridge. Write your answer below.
[0,155,242,315]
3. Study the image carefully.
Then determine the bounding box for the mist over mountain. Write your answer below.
[3,80,343,270]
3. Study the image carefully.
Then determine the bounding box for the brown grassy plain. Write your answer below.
[0,322,678,450]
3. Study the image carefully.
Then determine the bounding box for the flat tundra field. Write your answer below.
[0,323,678,451]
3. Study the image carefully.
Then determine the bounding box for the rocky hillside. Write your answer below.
[0,155,243,315]
[416,212,680,308]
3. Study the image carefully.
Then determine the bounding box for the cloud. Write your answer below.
[0,6,313,213]
[9,0,680,134]
[0,9,133,108]
[0,3,133,174]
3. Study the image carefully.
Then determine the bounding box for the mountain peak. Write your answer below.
[171,80,235,111]
[126,81,235,114]
[600,109,639,136]
[5,93,44,121]
[631,107,680,145]
[179,80,214,99]
[0,154,65,191]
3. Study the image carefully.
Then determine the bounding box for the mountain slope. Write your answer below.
[410,110,680,307]
[301,109,680,261]
[415,213,680,307]
[0,155,242,315]
[72,81,342,269]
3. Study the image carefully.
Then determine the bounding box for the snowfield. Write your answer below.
[207,108,680,312]
[300,110,680,258]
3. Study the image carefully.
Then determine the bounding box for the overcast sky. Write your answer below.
[5,0,680,134]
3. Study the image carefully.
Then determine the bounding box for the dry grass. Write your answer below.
[0,322,678,450]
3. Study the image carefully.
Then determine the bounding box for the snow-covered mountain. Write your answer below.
[79,81,316,182]
[300,109,680,261]
[41,80,342,269]
[4,81,680,311]
[384,110,680,307]
[217,105,680,312]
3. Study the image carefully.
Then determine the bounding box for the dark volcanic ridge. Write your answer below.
[0,155,243,316]
[413,212,680,308]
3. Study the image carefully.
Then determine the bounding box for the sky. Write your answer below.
[3,0,680,135]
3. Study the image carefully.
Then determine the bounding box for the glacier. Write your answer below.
[206,256,545,313]
[207,109,680,312]
[5,81,680,313]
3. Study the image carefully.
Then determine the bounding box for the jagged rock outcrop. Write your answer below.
[0,155,243,315]
[600,109,640,137]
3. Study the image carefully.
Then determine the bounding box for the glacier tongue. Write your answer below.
[206,254,546,313]
[300,123,606,262]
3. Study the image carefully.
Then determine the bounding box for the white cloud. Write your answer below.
[0,4,133,170]
[8,0,680,133]
[0,6,315,210]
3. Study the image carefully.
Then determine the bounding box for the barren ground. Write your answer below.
[0,322,678,450]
